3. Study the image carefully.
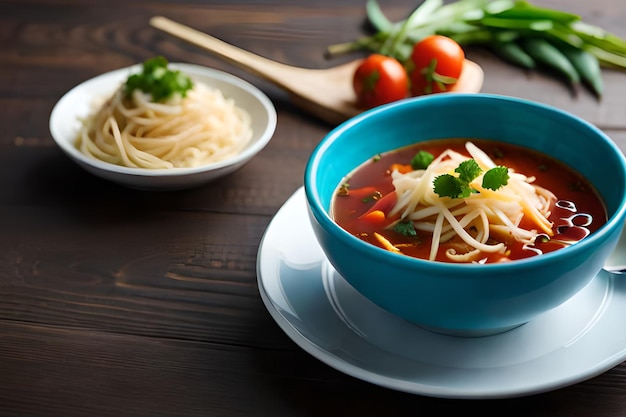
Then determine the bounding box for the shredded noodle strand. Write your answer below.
[390,141,556,262]
[76,82,253,169]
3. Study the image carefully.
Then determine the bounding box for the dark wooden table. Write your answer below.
[2,0,626,416]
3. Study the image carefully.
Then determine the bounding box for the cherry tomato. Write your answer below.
[410,35,465,96]
[353,54,408,109]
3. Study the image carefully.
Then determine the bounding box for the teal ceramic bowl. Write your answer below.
[304,93,626,336]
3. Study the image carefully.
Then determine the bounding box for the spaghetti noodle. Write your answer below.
[76,61,253,169]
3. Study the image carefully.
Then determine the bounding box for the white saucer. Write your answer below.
[256,187,626,399]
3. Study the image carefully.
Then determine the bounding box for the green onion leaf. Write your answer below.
[366,0,394,32]
[490,0,579,24]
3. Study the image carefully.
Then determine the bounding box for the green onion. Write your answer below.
[366,0,394,32]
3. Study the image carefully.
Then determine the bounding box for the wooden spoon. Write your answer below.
[150,16,484,125]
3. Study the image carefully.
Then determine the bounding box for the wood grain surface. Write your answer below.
[1,0,626,416]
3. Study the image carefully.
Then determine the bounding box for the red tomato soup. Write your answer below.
[331,138,607,263]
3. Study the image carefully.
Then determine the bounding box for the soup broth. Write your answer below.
[331,138,606,263]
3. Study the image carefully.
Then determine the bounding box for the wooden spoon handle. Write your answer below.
[150,16,301,89]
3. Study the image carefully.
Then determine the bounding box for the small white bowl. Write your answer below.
[49,63,277,190]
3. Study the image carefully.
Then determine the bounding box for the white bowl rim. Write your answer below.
[49,62,277,178]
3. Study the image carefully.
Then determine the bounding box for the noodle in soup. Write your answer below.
[331,139,606,263]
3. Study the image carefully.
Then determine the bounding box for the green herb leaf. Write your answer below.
[433,173,472,198]
[411,150,435,170]
[434,159,510,198]
[125,56,194,102]
[455,158,482,183]
[394,220,418,236]
[482,166,509,190]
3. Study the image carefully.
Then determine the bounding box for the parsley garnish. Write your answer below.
[456,159,482,183]
[433,159,509,198]
[433,174,473,199]
[411,150,434,170]
[125,56,194,102]
[394,220,417,236]
[482,166,509,190]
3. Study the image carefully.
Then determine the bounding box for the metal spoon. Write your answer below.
[149,16,484,125]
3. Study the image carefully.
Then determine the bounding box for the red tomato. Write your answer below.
[410,35,465,96]
[353,54,408,109]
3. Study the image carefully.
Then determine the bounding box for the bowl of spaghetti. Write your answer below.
[50,57,276,190]
[304,93,626,336]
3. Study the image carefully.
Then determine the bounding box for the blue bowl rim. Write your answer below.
[304,93,626,276]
